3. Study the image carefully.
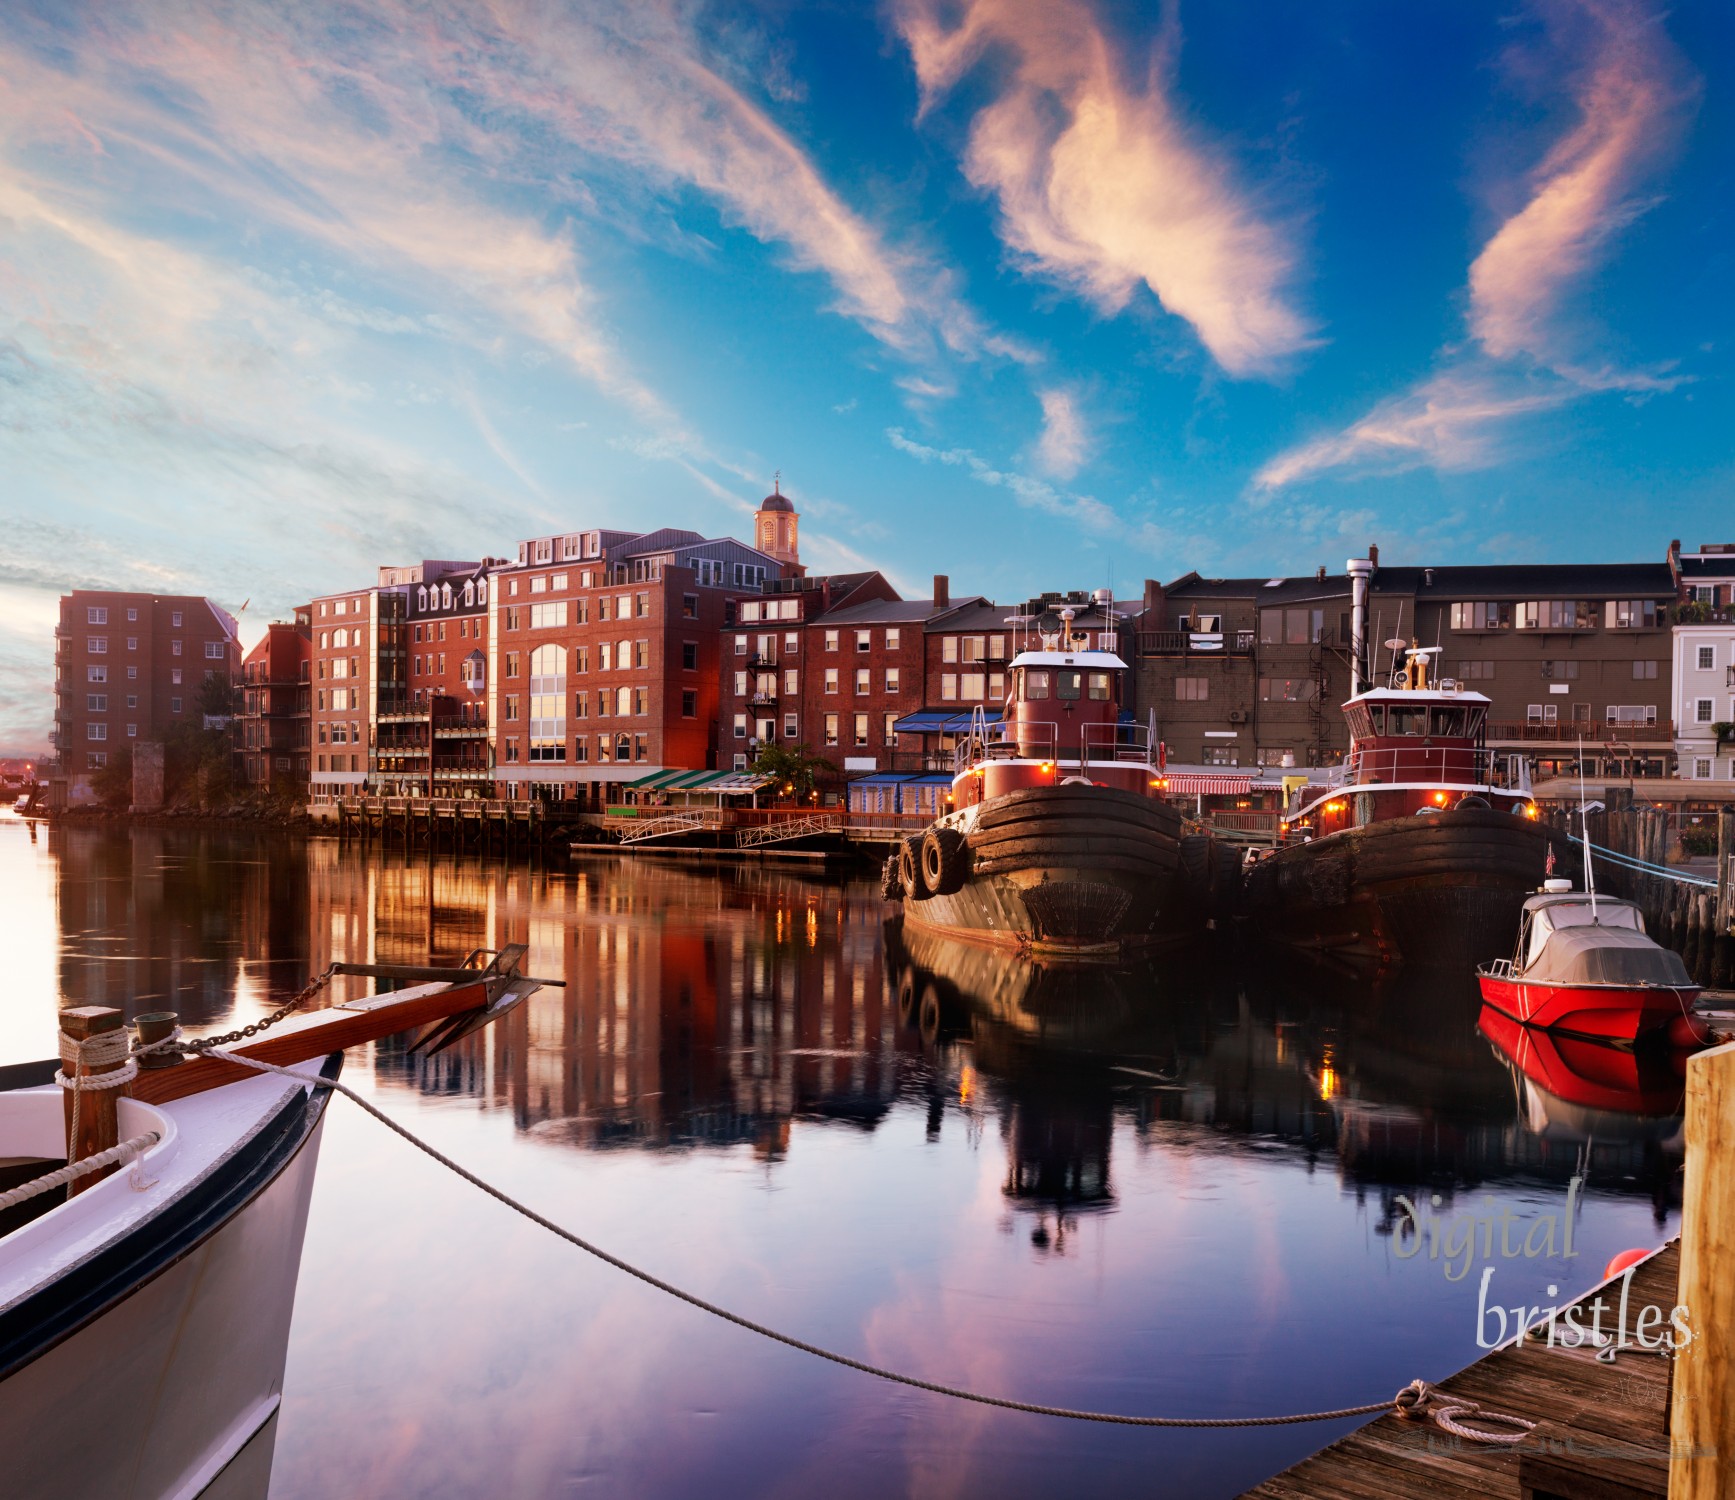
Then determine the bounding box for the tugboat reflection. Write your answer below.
[886,918,1687,1238]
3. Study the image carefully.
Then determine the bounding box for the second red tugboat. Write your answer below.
[1243,558,1559,970]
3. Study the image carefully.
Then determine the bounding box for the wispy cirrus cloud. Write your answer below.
[1033,388,1089,478]
[893,0,1314,377]
[1255,0,1695,493]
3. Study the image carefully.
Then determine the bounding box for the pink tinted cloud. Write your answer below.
[1468,0,1695,374]
[1033,388,1089,478]
[895,0,1313,377]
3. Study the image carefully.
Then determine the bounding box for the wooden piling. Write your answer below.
[58,1005,127,1196]
[1670,1039,1735,1498]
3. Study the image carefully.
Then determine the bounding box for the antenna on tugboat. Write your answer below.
[1577,736,1599,923]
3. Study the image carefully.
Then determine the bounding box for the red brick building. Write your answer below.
[488,520,788,806]
[238,612,312,792]
[308,560,478,806]
[51,590,241,805]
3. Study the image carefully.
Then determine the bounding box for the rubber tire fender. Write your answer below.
[921,826,970,896]
[900,834,931,900]
[880,852,905,902]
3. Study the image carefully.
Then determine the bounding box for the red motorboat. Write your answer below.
[1477,879,1704,1045]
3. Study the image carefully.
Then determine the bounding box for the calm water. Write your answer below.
[0,812,1689,1499]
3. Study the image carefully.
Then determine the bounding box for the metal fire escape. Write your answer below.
[1308,628,1353,766]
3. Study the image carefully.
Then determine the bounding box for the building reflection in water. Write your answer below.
[41,826,1686,1234]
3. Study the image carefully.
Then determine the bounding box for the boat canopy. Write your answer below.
[1526,925,1692,987]
[1524,896,1642,964]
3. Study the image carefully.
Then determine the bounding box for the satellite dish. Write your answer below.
[1036,610,1064,636]
[1383,637,1409,651]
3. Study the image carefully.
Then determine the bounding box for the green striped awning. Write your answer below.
[625,768,687,790]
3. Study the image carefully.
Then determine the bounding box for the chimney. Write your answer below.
[1368,543,1379,569]
[933,574,949,609]
[1316,565,1326,582]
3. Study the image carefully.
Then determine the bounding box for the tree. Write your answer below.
[750,742,836,802]
[92,744,134,808]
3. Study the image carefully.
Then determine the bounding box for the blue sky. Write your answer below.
[2,0,1730,752]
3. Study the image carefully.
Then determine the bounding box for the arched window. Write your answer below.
[616,686,631,717]
[528,644,566,761]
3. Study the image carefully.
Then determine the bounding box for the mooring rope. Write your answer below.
[1566,834,1718,888]
[55,1027,139,1167]
[0,1131,161,1212]
[159,1040,1528,1435]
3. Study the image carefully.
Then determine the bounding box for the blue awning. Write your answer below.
[848,772,917,788]
[892,710,1005,734]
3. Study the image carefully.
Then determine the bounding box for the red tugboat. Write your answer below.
[1477,879,1704,1044]
[1243,561,1557,970]
[885,603,1200,958]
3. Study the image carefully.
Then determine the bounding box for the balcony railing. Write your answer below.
[1488,719,1674,744]
[1138,629,1256,656]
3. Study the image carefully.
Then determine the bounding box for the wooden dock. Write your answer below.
[1245,1243,1681,1500]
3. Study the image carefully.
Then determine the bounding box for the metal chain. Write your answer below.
[180,964,338,1052]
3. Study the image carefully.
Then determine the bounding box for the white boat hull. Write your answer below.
[0,1068,332,1500]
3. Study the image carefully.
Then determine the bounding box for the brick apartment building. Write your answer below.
[237,612,311,792]
[1132,550,1680,778]
[52,590,241,804]
[1672,539,1735,612]
[309,560,479,803]
[487,511,790,806]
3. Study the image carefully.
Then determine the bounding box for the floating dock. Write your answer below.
[1246,1244,1681,1499]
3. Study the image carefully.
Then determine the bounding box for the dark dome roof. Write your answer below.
[759,492,794,513]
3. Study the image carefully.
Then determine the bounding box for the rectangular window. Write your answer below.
[633,687,648,716]
[824,713,840,747]
[126,638,137,651]
[1632,660,1658,680]
[1175,677,1208,700]
[734,671,748,697]
[529,601,567,629]
[551,572,568,591]
[884,712,899,747]
[506,607,521,631]
[86,606,107,624]
[988,634,1006,661]
[1455,660,1495,680]
[87,752,106,769]
[87,665,107,683]
[942,636,958,663]
[171,611,183,627]
[171,669,183,685]
[734,713,747,740]
[1697,645,1716,670]
[885,667,900,693]
[1449,602,1511,631]
[573,598,588,625]
[1696,699,1714,723]
[86,723,107,740]
[574,691,588,719]
[1541,660,1579,680]
[989,671,1004,699]
[204,641,225,659]
[1259,677,1319,702]
[506,651,520,678]
[126,695,137,708]
[635,640,649,669]
[572,645,589,673]
[855,668,870,695]
[170,697,183,714]
[960,672,986,700]
[597,691,610,717]
[856,630,872,653]
[597,597,609,621]
[618,594,632,620]
[681,689,697,717]
[824,668,839,693]
[941,674,957,701]
[86,693,107,711]
[735,635,748,656]
[682,642,698,670]
[784,632,799,655]
[854,713,869,746]
[87,636,107,654]
[784,713,799,739]
[1606,599,1658,629]
[127,723,137,738]
[1695,758,1713,779]
[171,640,182,656]
[683,594,699,619]
[636,593,650,618]
[886,628,900,650]
[825,630,839,652]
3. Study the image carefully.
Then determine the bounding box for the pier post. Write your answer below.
[59,1005,128,1195]
[1671,1039,1735,1497]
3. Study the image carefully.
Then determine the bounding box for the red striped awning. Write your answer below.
[1162,774,1253,796]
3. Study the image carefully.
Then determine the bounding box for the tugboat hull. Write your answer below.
[902,784,1188,958]
[1244,807,1559,971]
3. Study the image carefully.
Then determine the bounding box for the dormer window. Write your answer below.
[417,586,428,610]
[441,583,453,609]
[463,580,475,606]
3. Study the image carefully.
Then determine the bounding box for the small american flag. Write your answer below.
[1545,844,1556,876]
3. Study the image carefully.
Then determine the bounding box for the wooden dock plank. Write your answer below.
[1240,1243,1679,1500]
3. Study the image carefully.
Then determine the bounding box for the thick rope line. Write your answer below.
[194,1045,1397,1430]
[0,1131,160,1212]
[1565,835,1718,888]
